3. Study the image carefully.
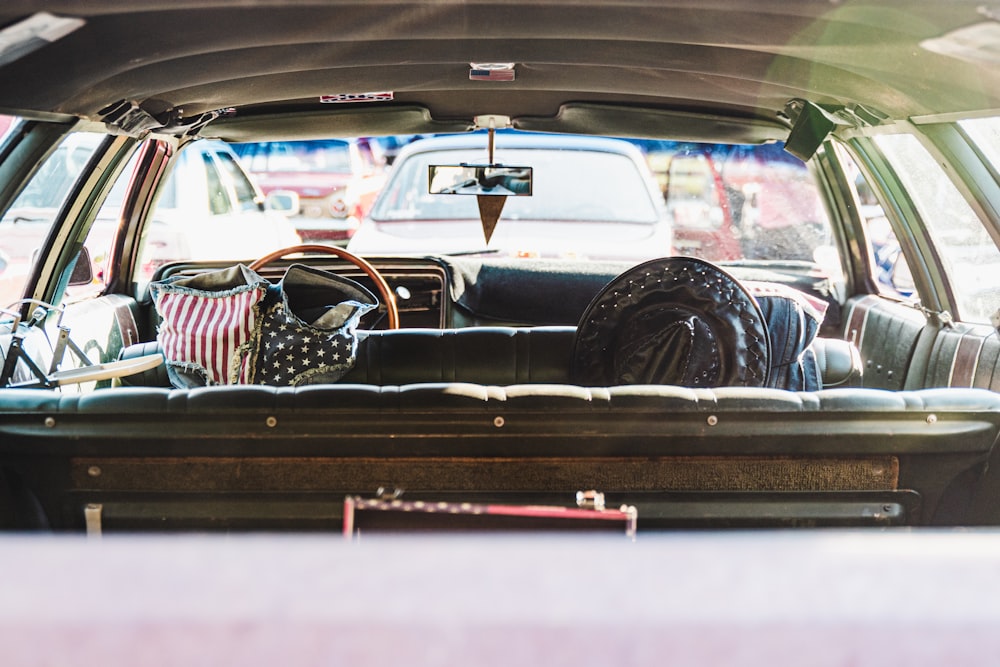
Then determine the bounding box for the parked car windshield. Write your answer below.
[370,147,661,223]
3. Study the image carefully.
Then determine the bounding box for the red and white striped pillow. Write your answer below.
[150,265,270,386]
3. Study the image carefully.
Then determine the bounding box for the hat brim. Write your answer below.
[572,257,771,388]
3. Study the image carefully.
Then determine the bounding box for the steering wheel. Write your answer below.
[249,244,399,329]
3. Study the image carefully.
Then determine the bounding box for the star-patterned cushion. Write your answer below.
[254,299,368,385]
[250,264,377,386]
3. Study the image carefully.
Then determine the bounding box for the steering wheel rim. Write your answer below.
[249,244,399,329]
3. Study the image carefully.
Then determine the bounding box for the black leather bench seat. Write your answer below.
[119,326,862,389]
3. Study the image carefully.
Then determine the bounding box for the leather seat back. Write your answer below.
[119,326,859,389]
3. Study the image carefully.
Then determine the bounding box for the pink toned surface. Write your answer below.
[2,531,999,665]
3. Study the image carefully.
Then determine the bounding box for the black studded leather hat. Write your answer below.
[571,257,771,388]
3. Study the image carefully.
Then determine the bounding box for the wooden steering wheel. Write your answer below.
[249,244,399,329]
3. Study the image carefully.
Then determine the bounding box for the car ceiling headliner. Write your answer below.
[0,1,997,142]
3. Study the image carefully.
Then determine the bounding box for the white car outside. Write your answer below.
[134,140,302,279]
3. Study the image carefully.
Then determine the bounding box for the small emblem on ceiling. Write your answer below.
[320,92,395,104]
[469,63,516,81]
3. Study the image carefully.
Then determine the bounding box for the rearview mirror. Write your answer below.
[429,165,532,196]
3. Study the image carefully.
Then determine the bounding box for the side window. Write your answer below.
[874,132,1000,324]
[0,131,104,306]
[214,151,260,212]
[202,152,232,215]
[835,145,915,300]
[64,148,144,302]
[959,116,1000,172]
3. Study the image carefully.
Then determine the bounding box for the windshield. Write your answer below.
[353,136,836,268]
[0,130,843,306]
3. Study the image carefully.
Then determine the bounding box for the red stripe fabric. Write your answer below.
[156,286,267,384]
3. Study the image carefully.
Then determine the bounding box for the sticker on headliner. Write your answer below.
[320,92,394,103]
